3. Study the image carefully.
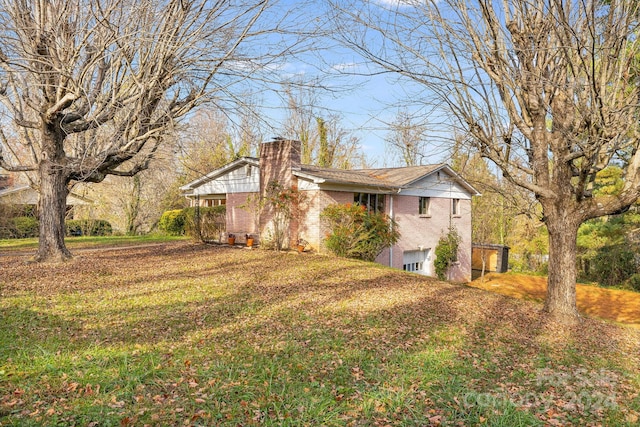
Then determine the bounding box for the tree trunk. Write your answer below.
[543,218,581,319]
[35,160,72,262]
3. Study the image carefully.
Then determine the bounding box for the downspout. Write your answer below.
[389,188,401,268]
[389,194,394,267]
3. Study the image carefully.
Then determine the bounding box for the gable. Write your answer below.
[181,158,259,196]
[185,163,259,196]
[399,169,476,199]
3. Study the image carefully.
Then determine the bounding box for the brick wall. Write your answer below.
[259,138,300,190]
[258,138,302,248]
[376,195,472,281]
[226,192,259,243]
[0,174,13,191]
[300,189,353,251]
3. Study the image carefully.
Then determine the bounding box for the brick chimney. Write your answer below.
[259,137,301,191]
[258,138,302,248]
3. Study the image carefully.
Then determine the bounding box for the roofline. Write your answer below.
[293,170,399,192]
[0,184,31,197]
[181,158,480,197]
[423,164,482,196]
[296,163,480,196]
[179,157,258,191]
[0,184,93,204]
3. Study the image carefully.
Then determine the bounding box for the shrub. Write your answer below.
[65,219,112,236]
[184,206,226,241]
[591,245,636,287]
[12,216,39,238]
[159,209,187,235]
[625,274,640,292]
[321,203,399,262]
[263,181,306,251]
[434,227,461,280]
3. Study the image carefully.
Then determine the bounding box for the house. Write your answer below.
[181,138,480,281]
[0,181,92,213]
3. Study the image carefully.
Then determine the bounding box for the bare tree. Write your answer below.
[328,0,640,319]
[282,82,366,169]
[0,0,295,261]
[176,109,238,182]
[384,109,429,166]
[84,143,179,235]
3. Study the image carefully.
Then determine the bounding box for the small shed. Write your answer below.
[472,243,509,274]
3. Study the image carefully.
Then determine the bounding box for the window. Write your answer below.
[204,198,226,207]
[452,198,460,216]
[403,262,423,272]
[403,249,430,275]
[419,197,431,216]
[354,193,385,213]
[245,165,252,177]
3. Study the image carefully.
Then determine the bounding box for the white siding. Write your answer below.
[400,172,473,199]
[192,165,259,196]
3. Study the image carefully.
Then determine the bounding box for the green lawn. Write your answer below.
[0,234,189,252]
[1,240,639,426]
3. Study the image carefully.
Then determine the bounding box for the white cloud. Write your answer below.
[373,0,422,7]
[331,62,361,73]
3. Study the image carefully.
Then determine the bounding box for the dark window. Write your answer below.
[452,198,460,216]
[419,197,431,215]
[403,262,423,272]
[354,193,385,213]
[204,198,226,207]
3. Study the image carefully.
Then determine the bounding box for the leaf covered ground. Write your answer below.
[469,273,640,328]
[1,241,639,426]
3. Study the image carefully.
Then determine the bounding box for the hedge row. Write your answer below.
[159,206,226,239]
[0,218,113,239]
[65,219,113,237]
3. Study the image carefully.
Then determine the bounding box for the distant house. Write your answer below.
[0,174,92,216]
[181,138,480,281]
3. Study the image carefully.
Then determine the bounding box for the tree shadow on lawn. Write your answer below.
[3,243,638,364]
[3,245,640,425]
[0,243,278,297]
[471,273,640,328]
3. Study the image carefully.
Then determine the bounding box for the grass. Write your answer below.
[0,233,188,252]
[1,240,639,426]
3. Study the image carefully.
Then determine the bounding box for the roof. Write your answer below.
[0,185,93,205]
[180,157,481,196]
[295,164,443,189]
[296,163,480,195]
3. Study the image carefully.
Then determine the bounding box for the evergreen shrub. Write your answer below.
[434,227,461,280]
[159,209,187,235]
[321,203,399,262]
[12,216,39,238]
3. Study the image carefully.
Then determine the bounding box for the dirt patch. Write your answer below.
[469,273,640,328]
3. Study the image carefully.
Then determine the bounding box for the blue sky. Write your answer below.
[248,0,453,168]
[262,56,451,168]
